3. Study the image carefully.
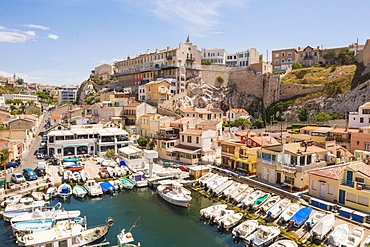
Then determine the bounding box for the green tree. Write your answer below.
[28,108,42,116]
[105,149,115,158]
[254,118,265,128]
[337,48,355,65]
[137,137,149,148]
[0,148,11,170]
[291,62,302,70]
[312,112,332,122]
[13,99,23,104]
[147,139,157,150]
[323,49,338,64]
[216,76,225,84]
[298,109,308,121]
[5,99,14,104]
[16,78,24,85]
[230,118,252,130]
[330,111,345,120]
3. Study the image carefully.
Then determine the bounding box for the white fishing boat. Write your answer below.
[31,192,47,201]
[279,203,300,223]
[212,209,235,224]
[1,195,22,208]
[107,166,117,177]
[270,240,298,247]
[114,166,123,177]
[157,182,192,207]
[327,224,349,247]
[46,186,58,199]
[16,218,114,247]
[11,216,84,233]
[4,198,47,214]
[251,192,270,210]
[306,211,326,228]
[71,171,81,183]
[222,181,240,198]
[235,187,254,203]
[219,212,243,230]
[242,190,263,207]
[84,179,103,196]
[213,180,234,195]
[109,180,123,190]
[229,184,249,202]
[197,173,217,187]
[208,176,229,194]
[311,213,335,240]
[202,174,220,188]
[232,220,259,239]
[341,227,364,247]
[244,225,280,247]
[80,169,91,182]
[57,183,72,199]
[267,198,291,219]
[130,172,148,187]
[200,204,228,219]
[260,196,280,212]
[360,235,370,247]
[120,166,130,176]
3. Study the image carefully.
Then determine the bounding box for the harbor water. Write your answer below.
[1,187,241,247]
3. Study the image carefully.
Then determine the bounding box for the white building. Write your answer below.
[202,49,227,64]
[2,94,38,103]
[349,102,370,128]
[117,146,145,171]
[58,85,78,104]
[202,48,260,68]
[47,124,130,157]
[225,108,251,123]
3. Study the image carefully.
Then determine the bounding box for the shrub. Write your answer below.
[216,76,225,84]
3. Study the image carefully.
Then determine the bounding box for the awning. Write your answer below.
[63,144,88,148]
[118,146,142,155]
[49,131,64,136]
[167,146,201,154]
[74,130,88,135]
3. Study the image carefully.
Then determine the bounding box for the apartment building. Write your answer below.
[225,109,250,123]
[178,108,223,121]
[349,102,370,128]
[202,48,260,68]
[2,93,38,103]
[115,38,201,94]
[145,80,171,106]
[58,85,78,104]
[272,48,298,71]
[92,64,115,80]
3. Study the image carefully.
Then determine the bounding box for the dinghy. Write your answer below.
[31,192,46,201]
[200,204,228,219]
[80,169,91,182]
[327,223,349,247]
[114,166,123,177]
[267,198,291,219]
[119,177,135,189]
[99,168,109,179]
[222,182,240,198]
[230,184,250,202]
[232,220,259,239]
[219,212,243,230]
[279,203,300,223]
[289,206,312,228]
[245,225,280,247]
[57,183,72,199]
[107,166,117,177]
[198,173,217,187]
[213,180,234,195]
[213,209,235,225]
[72,185,88,198]
[63,170,72,182]
[341,227,364,247]
[242,190,263,207]
[117,228,141,247]
[71,171,81,183]
[260,196,280,212]
[310,213,335,240]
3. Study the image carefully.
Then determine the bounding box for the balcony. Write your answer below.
[304,55,313,60]
[157,133,179,140]
[340,179,354,188]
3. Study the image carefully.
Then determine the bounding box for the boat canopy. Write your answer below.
[62,158,80,163]
[100,182,115,192]
[289,206,312,227]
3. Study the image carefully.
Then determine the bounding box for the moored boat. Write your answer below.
[219,212,243,230]
[267,198,291,219]
[251,192,270,209]
[270,239,298,247]
[46,186,58,199]
[340,227,364,247]
[213,180,234,195]
[130,172,148,187]
[360,235,370,247]
[80,169,91,182]
[107,166,117,177]
[84,179,103,196]
[244,225,280,247]
[260,195,280,212]
[57,183,72,199]
[279,203,300,223]
[1,195,22,208]
[11,217,84,233]
[99,181,116,193]
[119,177,135,190]
[242,190,263,207]
[31,192,47,201]
[157,182,192,207]
[310,213,335,240]
[305,211,326,228]
[232,219,259,239]
[99,168,109,179]
[200,204,228,219]
[71,171,81,183]
[72,185,88,198]
[288,206,312,228]
[231,184,250,202]
[4,198,47,214]
[117,229,141,247]
[221,181,240,198]
[327,223,349,247]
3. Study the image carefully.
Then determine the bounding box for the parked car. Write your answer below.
[5,162,20,169]
[22,168,38,181]
[11,173,25,184]
[34,167,46,177]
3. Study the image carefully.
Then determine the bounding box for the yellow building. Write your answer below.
[145,80,171,106]
[308,161,370,213]
[137,113,162,138]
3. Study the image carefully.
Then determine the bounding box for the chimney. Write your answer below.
[156,49,159,53]
[167,46,171,51]
[317,46,320,49]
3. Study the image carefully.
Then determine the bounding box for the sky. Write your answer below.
[0,0,369,86]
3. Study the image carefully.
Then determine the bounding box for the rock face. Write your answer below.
[284,79,370,121]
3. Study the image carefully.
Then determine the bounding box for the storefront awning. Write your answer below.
[167,145,201,154]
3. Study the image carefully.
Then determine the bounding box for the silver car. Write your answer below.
[11,173,25,184]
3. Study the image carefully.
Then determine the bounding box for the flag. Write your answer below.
[137,216,141,220]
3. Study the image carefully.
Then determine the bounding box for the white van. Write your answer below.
[37,162,47,170]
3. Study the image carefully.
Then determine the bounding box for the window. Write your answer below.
[287,52,292,56]
[284,176,294,185]
[328,185,334,195]
[196,137,199,144]
[358,196,369,206]
[275,59,279,64]
[272,155,276,161]
[357,141,360,145]
[187,136,192,143]
[346,193,356,202]
[312,180,317,190]
[360,117,364,123]
[281,59,285,64]
[59,240,68,247]
[300,54,303,57]
[275,54,279,57]
[46,244,53,247]
[365,142,370,151]
[182,135,184,142]
[281,52,285,57]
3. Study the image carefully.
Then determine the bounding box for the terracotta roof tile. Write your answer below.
[308,164,347,179]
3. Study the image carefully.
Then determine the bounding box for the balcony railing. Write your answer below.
[340,179,354,188]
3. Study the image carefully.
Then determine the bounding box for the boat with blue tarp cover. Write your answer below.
[99,181,115,193]
[62,158,80,163]
[289,206,312,227]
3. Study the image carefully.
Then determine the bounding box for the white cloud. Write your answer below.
[48,34,59,40]
[22,24,50,30]
[150,0,246,36]
[0,27,36,43]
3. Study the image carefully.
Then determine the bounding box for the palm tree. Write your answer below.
[0,149,11,167]
[147,139,157,150]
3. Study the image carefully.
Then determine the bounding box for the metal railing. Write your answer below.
[340,179,354,188]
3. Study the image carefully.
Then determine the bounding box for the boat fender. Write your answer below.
[178,190,182,193]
